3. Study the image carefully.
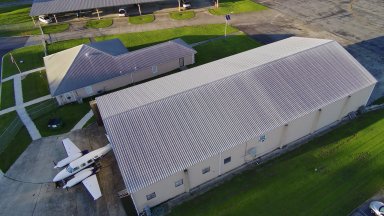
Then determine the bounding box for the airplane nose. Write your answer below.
[53,174,60,182]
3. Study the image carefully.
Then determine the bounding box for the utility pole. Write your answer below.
[10,53,21,74]
[37,21,47,56]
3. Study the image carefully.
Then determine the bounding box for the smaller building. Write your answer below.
[44,38,196,105]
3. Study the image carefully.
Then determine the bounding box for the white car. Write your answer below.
[370,201,384,216]
[182,1,191,9]
[38,15,52,24]
[118,8,127,17]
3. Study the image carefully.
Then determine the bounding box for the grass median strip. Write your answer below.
[170,11,195,20]
[169,109,384,215]
[85,18,113,28]
[42,23,69,34]
[96,24,238,50]
[0,80,15,110]
[21,70,49,102]
[209,0,267,15]
[129,14,155,24]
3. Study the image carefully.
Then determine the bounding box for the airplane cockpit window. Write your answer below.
[87,159,93,164]
[66,165,74,173]
[73,167,79,172]
[81,163,86,167]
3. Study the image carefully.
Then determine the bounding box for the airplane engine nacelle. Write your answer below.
[55,152,83,168]
[63,168,93,188]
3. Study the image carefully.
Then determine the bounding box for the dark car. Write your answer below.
[48,118,63,129]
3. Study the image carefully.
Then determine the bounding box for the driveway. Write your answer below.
[0,124,126,216]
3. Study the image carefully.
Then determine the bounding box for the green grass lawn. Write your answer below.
[0,80,15,110]
[0,4,32,25]
[0,0,17,3]
[129,14,155,24]
[21,70,50,102]
[0,4,39,36]
[372,97,384,105]
[47,38,90,54]
[168,109,384,215]
[83,115,96,128]
[42,23,69,34]
[95,24,238,50]
[85,18,113,28]
[209,0,267,15]
[0,111,17,133]
[169,11,195,20]
[193,33,262,66]
[30,102,90,137]
[0,126,31,172]
[2,45,45,78]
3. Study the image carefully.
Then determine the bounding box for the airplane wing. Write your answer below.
[62,138,81,157]
[82,174,102,200]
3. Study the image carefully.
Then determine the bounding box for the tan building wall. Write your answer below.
[245,125,285,162]
[284,111,317,145]
[315,98,346,131]
[129,85,375,214]
[220,143,247,175]
[55,55,194,105]
[188,154,220,189]
[341,85,375,117]
[132,171,186,211]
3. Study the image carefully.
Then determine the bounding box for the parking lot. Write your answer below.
[0,124,127,216]
[350,191,384,216]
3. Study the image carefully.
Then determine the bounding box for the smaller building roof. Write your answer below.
[88,39,128,56]
[44,38,196,97]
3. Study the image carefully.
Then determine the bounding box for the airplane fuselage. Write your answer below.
[53,144,111,184]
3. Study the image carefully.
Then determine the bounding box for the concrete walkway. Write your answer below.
[0,94,51,115]
[71,110,94,131]
[1,67,45,83]
[16,108,41,140]
[13,72,42,140]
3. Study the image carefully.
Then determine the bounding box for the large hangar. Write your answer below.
[96,37,377,214]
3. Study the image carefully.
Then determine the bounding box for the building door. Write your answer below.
[179,57,184,67]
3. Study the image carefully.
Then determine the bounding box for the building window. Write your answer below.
[202,167,210,174]
[224,157,231,164]
[146,192,156,200]
[175,179,183,187]
[152,65,158,74]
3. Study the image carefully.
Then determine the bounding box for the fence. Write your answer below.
[0,116,23,154]
[0,99,58,154]
[27,99,58,120]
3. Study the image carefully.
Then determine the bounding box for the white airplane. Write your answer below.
[53,138,112,200]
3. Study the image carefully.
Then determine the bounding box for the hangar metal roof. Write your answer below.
[96,37,377,193]
[30,0,163,16]
[44,38,196,96]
